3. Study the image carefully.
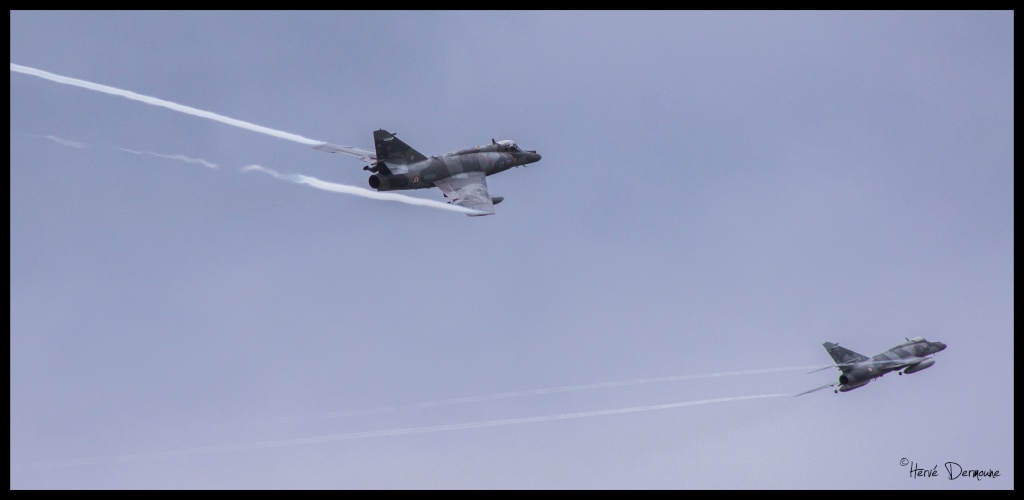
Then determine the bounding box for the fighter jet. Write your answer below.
[313,129,541,216]
[797,337,947,395]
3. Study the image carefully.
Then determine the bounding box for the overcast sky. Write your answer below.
[10,11,1013,489]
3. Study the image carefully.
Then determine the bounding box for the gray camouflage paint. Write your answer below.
[314,129,540,215]
[821,338,947,393]
[313,129,540,215]
[366,129,541,192]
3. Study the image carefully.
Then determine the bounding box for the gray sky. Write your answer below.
[10,11,1013,489]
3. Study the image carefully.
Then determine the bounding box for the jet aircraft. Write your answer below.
[313,129,541,216]
[797,337,947,395]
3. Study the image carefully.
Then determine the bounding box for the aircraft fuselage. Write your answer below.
[830,338,946,393]
[370,148,540,191]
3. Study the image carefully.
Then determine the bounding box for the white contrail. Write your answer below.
[116,147,219,169]
[10,393,789,470]
[21,133,219,169]
[239,365,822,425]
[242,164,486,215]
[20,133,91,149]
[42,135,90,149]
[12,63,488,215]
[11,63,323,146]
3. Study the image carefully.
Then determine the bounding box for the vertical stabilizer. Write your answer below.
[823,342,870,366]
[373,129,427,165]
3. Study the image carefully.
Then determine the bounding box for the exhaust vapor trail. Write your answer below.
[239,365,821,425]
[10,393,789,470]
[11,63,323,146]
[243,165,486,215]
[38,134,90,149]
[12,63,485,214]
[21,134,219,170]
[116,147,219,169]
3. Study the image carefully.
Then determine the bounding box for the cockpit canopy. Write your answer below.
[496,140,521,153]
[910,336,925,342]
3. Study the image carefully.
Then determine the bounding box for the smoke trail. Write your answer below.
[20,133,91,149]
[21,133,220,169]
[11,63,488,215]
[240,365,822,425]
[11,63,323,146]
[42,135,90,148]
[116,147,218,169]
[10,393,789,470]
[243,164,487,215]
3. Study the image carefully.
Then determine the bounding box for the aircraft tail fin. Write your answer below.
[373,129,428,165]
[823,342,870,365]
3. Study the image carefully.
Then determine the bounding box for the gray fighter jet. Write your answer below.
[797,337,947,395]
[314,129,541,216]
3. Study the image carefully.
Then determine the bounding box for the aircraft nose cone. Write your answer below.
[935,342,947,351]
